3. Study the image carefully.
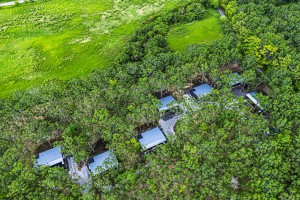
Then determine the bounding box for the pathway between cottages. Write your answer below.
[217,8,225,17]
[67,157,90,188]
[159,114,180,137]
[0,0,26,7]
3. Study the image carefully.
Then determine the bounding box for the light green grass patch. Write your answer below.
[167,9,222,51]
[0,0,184,97]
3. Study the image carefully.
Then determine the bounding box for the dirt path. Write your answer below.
[217,8,225,17]
[67,157,90,189]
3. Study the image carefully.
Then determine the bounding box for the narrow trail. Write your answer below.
[67,157,90,190]
[217,8,225,17]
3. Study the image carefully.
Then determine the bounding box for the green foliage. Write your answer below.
[0,0,299,199]
[207,0,220,8]
[167,9,223,51]
[7,163,81,199]
[0,0,185,96]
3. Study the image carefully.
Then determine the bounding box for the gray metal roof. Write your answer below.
[246,92,259,105]
[36,146,63,166]
[158,95,175,111]
[138,127,167,150]
[192,84,212,97]
[88,151,118,174]
[230,72,243,86]
[245,92,264,113]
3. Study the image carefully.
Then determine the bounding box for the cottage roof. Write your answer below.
[192,84,212,97]
[246,92,259,105]
[158,95,175,111]
[88,151,117,174]
[36,147,63,166]
[230,72,243,86]
[138,127,166,150]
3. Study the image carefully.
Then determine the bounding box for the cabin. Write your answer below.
[230,72,244,88]
[157,95,181,119]
[186,83,212,100]
[192,84,212,97]
[157,95,175,112]
[36,146,64,167]
[137,127,167,152]
[182,83,212,111]
[230,72,247,97]
[88,151,118,174]
[245,92,264,114]
[264,127,280,136]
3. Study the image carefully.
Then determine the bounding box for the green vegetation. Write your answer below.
[0,0,300,199]
[0,0,184,97]
[167,9,222,51]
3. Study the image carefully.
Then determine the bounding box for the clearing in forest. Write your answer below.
[0,0,184,97]
[167,9,222,51]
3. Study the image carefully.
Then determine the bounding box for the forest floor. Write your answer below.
[0,0,184,97]
[167,9,222,51]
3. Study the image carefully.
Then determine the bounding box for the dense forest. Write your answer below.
[0,0,299,199]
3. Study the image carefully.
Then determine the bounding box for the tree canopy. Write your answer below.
[0,0,299,199]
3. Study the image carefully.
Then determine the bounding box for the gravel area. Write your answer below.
[67,157,90,189]
[231,87,246,97]
[159,114,180,137]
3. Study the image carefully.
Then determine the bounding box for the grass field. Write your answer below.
[0,0,185,97]
[167,9,222,51]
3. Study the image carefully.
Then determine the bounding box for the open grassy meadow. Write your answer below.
[0,0,185,97]
[167,9,222,51]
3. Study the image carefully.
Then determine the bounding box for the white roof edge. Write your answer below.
[246,93,259,105]
[46,158,64,166]
[145,138,166,150]
[158,106,169,111]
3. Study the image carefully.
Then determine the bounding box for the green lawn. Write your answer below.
[167,9,223,51]
[0,0,184,97]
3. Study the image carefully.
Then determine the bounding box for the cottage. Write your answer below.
[192,84,212,96]
[264,127,280,136]
[157,95,175,111]
[182,83,213,111]
[137,127,167,151]
[158,95,182,119]
[36,146,64,167]
[88,151,118,174]
[230,72,247,97]
[230,72,244,87]
[187,83,212,100]
[245,92,264,113]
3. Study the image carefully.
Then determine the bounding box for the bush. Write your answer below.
[220,15,227,21]
[14,1,20,6]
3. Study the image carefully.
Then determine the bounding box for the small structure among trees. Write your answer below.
[88,151,118,174]
[230,72,244,88]
[185,83,213,100]
[137,127,167,152]
[157,95,176,112]
[231,176,240,191]
[245,92,264,114]
[36,146,65,167]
